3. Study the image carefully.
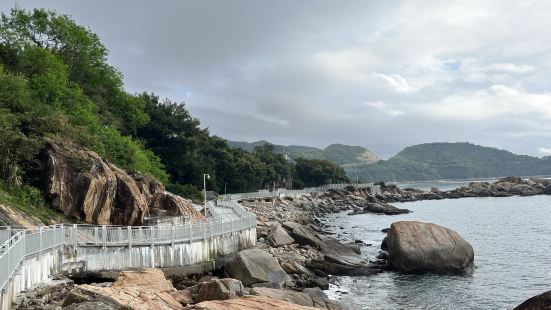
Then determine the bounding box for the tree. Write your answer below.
[294,158,349,188]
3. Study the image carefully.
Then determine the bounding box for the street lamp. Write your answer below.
[203,174,210,217]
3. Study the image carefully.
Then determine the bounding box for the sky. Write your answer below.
[2,0,551,158]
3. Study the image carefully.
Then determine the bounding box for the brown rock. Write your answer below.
[42,142,205,225]
[63,269,183,310]
[184,295,318,309]
[113,269,175,292]
[250,287,313,307]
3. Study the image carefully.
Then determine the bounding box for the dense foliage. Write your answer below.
[0,8,347,202]
[294,158,349,188]
[346,142,551,182]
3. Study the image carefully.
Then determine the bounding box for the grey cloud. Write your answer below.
[2,0,551,158]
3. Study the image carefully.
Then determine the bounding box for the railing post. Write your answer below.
[188,222,192,243]
[39,226,43,260]
[150,226,155,268]
[150,226,154,248]
[171,223,175,247]
[128,226,132,249]
[72,224,77,251]
[102,225,106,249]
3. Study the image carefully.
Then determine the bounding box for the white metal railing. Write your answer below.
[219,183,380,201]
[0,202,256,306]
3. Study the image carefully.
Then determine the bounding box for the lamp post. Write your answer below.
[203,174,210,217]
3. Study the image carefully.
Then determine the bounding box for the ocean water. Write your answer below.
[323,195,551,310]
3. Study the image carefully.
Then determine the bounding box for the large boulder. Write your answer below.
[513,290,551,310]
[42,142,205,225]
[195,278,245,302]
[267,223,295,247]
[282,222,323,248]
[307,238,381,276]
[385,221,474,274]
[224,249,290,288]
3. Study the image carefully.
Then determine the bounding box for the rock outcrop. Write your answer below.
[224,249,290,288]
[513,290,551,310]
[0,203,42,228]
[385,221,474,274]
[250,287,341,310]
[184,296,318,310]
[42,142,205,225]
[62,269,183,310]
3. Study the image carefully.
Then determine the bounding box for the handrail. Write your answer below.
[0,201,256,307]
[219,182,380,201]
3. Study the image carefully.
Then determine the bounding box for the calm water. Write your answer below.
[323,195,551,310]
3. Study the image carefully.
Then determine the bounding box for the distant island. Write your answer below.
[229,141,551,182]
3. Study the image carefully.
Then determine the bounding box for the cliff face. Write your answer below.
[42,143,205,225]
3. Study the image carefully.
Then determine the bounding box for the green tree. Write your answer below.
[294,158,349,188]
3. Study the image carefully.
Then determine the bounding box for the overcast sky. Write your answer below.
[2,0,551,158]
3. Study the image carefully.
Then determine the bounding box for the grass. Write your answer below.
[0,181,73,225]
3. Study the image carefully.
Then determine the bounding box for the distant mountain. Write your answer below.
[227,140,380,166]
[345,142,551,182]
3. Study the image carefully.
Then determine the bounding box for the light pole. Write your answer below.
[203,174,210,217]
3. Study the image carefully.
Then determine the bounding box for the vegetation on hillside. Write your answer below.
[0,8,347,204]
[227,140,379,166]
[346,142,551,182]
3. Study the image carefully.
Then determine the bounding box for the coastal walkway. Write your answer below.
[0,200,256,310]
[0,182,377,309]
[220,182,380,201]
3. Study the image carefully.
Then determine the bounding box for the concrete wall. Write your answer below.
[1,227,255,310]
[66,228,256,271]
[1,247,63,310]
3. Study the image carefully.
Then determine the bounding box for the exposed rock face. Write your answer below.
[513,290,551,310]
[224,249,290,288]
[62,269,183,310]
[42,143,204,225]
[184,296,318,310]
[0,203,42,228]
[385,221,474,274]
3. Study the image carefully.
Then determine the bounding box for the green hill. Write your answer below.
[345,142,551,182]
[227,141,379,166]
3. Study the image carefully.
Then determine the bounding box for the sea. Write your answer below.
[323,180,551,310]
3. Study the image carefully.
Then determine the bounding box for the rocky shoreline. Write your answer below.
[15,176,551,309]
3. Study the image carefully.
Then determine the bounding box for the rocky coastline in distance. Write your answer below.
[16,176,551,310]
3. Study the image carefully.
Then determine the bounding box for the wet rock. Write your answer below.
[386,221,474,274]
[224,249,290,288]
[513,290,551,310]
